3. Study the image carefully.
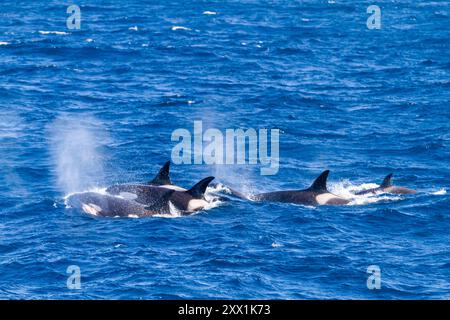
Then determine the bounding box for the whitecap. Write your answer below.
[171,26,191,31]
[129,26,138,31]
[203,11,217,15]
[0,41,9,46]
[431,188,447,196]
[348,194,402,206]
[39,31,69,35]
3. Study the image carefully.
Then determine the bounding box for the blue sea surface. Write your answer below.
[0,0,449,299]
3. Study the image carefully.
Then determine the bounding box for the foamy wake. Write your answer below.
[328,181,402,205]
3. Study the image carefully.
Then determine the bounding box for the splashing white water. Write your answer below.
[48,115,110,194]
[328,180,402,205]
[203,184,225,209]
[431,188,446,196]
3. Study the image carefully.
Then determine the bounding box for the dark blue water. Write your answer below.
[1,0,449,299]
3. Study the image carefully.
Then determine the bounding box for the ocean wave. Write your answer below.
[38,31,69,35]
[431,188,447,196]
[171,26,191,31]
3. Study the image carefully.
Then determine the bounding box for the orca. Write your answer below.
[228,170,350,206]
[66,188,175,218]
[106,162,215,213]
[354,173,417,195]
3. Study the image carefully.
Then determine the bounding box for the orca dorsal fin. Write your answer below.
[149,161,171,185]
[308,170,330,192]
[381,173,393,188]
[186,176,215,199]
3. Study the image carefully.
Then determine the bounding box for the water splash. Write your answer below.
[431,188,446,196]
[48,115,110,195]
[203,185,225,209]
[329,180,403,206]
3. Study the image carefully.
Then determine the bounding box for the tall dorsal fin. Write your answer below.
[308,170,330,192]
[149,161,171,185]
[186,176,215,199]
[380,173,393,188]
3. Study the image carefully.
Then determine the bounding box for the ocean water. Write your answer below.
[0,0,449,299]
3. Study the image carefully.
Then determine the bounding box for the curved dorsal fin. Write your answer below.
[186,176,215,199]
[308,170,330,192]
[381,173,393,188]
[149,161,171,185]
